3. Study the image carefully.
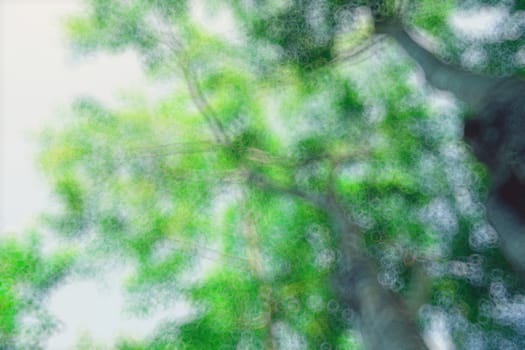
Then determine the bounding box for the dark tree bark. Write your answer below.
[376,21,525,275]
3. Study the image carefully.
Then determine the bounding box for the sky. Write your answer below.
[0,0,511,348]
[0,0,148,234]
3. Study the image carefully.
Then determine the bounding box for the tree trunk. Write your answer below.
[252,176,429,348]
[327,197,429,350]
[381,25,525,275]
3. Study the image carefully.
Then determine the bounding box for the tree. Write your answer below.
[34,0,525,349]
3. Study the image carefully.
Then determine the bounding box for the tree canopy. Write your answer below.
[2,0,525,349]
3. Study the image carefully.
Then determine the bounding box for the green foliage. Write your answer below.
[0,234,74,348]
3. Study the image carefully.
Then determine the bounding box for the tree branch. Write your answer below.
[152,20,229,145]
[246,171,329,209]
[180,65,229,144]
